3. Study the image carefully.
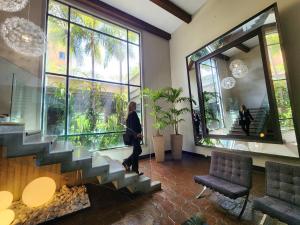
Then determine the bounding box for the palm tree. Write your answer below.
[163,87,195,135]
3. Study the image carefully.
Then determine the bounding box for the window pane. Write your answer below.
[128,30,139,45]
[46,16,68,74]
[266,33,280,45]
[70,8,127,40]
[279,119,294,131]
[129,44,140,85]
[273,80,292,120]
[100,21,127,41]
[267,44,285,80]
[48,0,69,19]
[68,79,128,134]
[68,133,125,150]
[69,24,94,78]
[129,86,142,120]
[95,35,128,83]
[44,75,66,135]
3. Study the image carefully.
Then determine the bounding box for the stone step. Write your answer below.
[23,135,57,146]
[127,175,151,193]
[23,130,42,143]
[60,148,93,174]
[35,141,75,166]
[97,156,125,184]
[82,152,110,178]
[112,172,139,190]
[0,122,24,134]
[149,181,162,192]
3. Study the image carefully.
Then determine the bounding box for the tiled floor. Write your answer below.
[43,153,265,225]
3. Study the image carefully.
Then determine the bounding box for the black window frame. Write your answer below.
[42,0,143,150]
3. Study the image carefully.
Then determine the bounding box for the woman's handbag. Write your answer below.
[123,132,132,145]
[123,127,138,146]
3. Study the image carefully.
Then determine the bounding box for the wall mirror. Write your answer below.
[187,4,299,158]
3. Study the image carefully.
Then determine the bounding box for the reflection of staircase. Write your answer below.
[0,123,161,194]
[229,108,268,136]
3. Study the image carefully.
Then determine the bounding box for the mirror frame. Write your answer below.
[186,3,300,156]
[195,27,282,143]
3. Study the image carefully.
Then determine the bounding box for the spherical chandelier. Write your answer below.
[0,0,29,12]
[221,77,236,89]
[229,59,248,78]
[1,17,46,57]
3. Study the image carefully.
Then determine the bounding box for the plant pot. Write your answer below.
[171,134,183,160]
[152,135,165,162]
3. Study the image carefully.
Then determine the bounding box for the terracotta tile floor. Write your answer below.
[43,153,265,225]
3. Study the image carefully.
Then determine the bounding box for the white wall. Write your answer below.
[230,46,267,109]
[170,0,300,165]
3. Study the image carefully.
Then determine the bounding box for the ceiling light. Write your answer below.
[229,59,248,78]
[221,77,236,89]
[0,0,29,12]
[1,17,46,57]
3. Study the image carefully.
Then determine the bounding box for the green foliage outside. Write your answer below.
[45,0,141,150]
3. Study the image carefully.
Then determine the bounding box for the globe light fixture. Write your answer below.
[1,17,46,57]
[0,191,13,211]
[0,0,29,12]
[0,209,15,225]
[22,177,56,208]
[229,59,248,78]
[221,77,236,89]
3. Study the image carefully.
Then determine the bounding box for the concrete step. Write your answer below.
[23,130,42,143]
[0,122,24,134]
[149,181,162,192]
[127,175,151,193]
[60,148,93,174]
[112,172,139,190]
[97,156,125,185]
[23,134,57,146]
[82,152,110,178]
[35,141,74,166]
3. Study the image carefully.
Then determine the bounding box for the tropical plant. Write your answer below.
[143,88,168,136]
[162,87,195,135]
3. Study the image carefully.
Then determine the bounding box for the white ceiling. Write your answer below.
[223,36,259,57]
[99,0,207,33]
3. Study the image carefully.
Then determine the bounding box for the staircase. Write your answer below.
[229,108,269,136]
[0,123,161,195]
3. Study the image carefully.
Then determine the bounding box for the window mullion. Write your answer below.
[65,5,71,137]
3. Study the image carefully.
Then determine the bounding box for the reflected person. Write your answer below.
[193,111,200,136]
[239,105,254,136]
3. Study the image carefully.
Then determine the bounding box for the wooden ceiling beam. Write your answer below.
[76,0,171,40]
[236,44,250,53]
[150,0,192,23]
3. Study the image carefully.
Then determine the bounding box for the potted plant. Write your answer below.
[163,87,194,160]
[143,88,168,162]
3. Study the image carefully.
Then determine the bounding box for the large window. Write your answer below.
[43,0,142,150]
[265,30,293,130]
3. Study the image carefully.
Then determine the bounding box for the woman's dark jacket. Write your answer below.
[239,109,254,124]
[126,111,142,138]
